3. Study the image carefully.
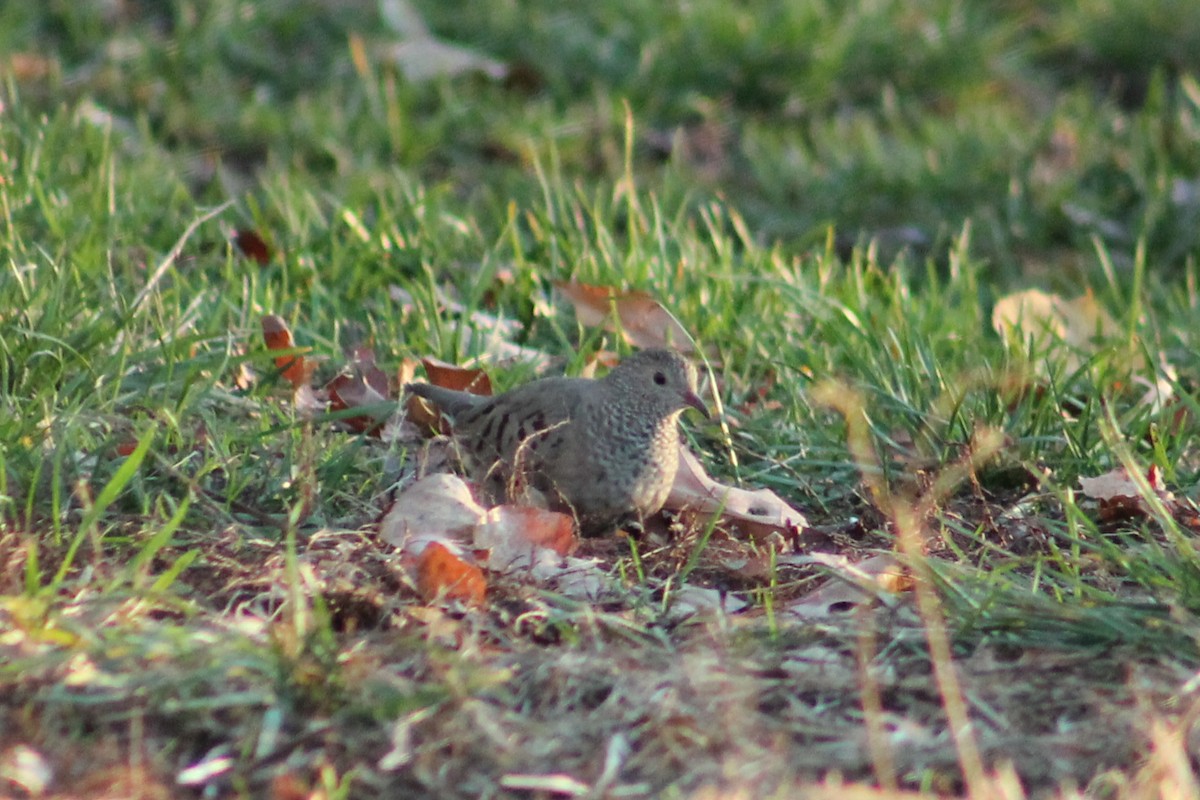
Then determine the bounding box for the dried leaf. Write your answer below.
[378,0,431,37]
[379,473,485,549]
[417,542,487,604]
[1133,362,1177,413]
[430,284,551,368]
[420,358,493,394]
[667,446,808,541]
[554,281,695,353]
[665,585,748,621]
[8,53,58,82]
[382,40,507,83]
[261,315,314,387]
[327,346,393,434]
[292,384,326,418]
[407,357,493,431]
[473,505,577,569]
[1079,465,1176,521]
[0,745,51,796]
[269,773,311,800]
[991,289,1133,371]
[377,0,506,83]
[232,228,273,264]
[784,554,909,619]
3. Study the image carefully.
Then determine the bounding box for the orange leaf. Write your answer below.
[261,315,313,387]
[421,357,493,394]
[475,505,578,564]
[554,281,695,352]
[417,542,487,604]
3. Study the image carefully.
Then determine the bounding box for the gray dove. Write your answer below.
[406,348,709,536]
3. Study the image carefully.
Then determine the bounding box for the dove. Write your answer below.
[406,348,709,536]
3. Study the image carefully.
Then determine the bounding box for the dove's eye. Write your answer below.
[653,372,667,386]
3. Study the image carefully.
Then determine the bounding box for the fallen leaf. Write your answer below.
[233,361,257,391]
[383,472,611,601]
[292,384,326,418]
[7,53,58,82]
[382,38,507,82]
[784,554,909,619]
[991,288,1133,371]
[429,284,552,368]
[417,542,487,604]
[664,585,748,620]
[0,745,51,796]
[232,228,273,264]
[379,473,486,550]
[420,357,493,394]
[261,315,315,387]
[377,0,507,83]
[1079,464,1177,521]
[473,505,577,568]
[407,357,493,431]
[327,346,393,434]
[269,773,311,800]
[547,556,618,600]
[1133,362,1177,413]
[554,281,696,353]
[667,446,808,542]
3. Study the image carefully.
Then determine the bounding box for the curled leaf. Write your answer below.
[555,281,695,353]
[667,446,808,541]
[261,315,314,387]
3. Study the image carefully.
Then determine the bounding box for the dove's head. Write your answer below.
[606,348,709,419]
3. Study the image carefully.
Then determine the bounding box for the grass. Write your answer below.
[3,0,1200,797]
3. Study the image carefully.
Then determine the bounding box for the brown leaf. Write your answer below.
[232,228,273,264]
[327,346,392,434]
[407,357,493,431]
[417,542,487,604]
[1079,465,1176,521]
[420,358,493,394]
[269,773,311,800]
[554,281,695,353]
[667,446,808,542]
[261,315,314,387]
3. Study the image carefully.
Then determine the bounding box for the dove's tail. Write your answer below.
[404,383,487,418]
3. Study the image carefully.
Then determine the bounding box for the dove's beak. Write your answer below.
[683,390,711,419]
